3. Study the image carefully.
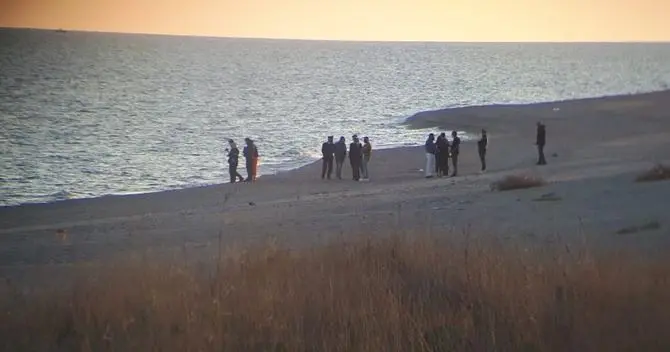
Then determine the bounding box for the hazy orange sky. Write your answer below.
[1,0,668,42]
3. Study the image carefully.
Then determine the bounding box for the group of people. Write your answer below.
[226,138,259,183]
[423,122,547,178]
[321,134,372,181]
[424,130,467,178]
[226,122,547,184]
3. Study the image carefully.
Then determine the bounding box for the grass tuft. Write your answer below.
[491,174,546,191]
[635,164,670,182]
[615,221,661,235]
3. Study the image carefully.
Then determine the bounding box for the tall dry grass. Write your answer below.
[2,235,669,351]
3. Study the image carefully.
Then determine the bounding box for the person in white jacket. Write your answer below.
[424,133,436,178]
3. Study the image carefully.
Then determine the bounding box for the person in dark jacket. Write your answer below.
[436,132,450,177]
[424,133,436,178]
[477,129,488,172]
[334,136,347,180]
[349,135,363,181]
[435,133,444,175]
[361,136,372,180]
[536,122,547,165]
[227,139,245,183]
[450,130,461,177]
[243,138,259,182]
[321,136,336,179]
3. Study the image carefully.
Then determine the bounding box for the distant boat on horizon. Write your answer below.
[55,28,67,33]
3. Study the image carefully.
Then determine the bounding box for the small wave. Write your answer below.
[47,190,79,201]
[281,147,322,160]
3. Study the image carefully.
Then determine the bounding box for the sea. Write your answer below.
[1,28,670,206]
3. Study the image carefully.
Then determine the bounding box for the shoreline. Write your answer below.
[5,90,668,209]
[1,88,669,276]
[0,143,427,209]
[403,89,670,132]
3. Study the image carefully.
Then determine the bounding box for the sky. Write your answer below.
[1,0,668,42]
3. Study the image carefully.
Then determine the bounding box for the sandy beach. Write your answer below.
[2,90,670,281]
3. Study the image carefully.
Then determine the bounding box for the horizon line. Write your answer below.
[2,26,669,44]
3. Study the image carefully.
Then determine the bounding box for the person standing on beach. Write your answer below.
[361,136,372,181]
[477,129,488,172]
[450,130,461,177]
[436,132,450,177]
[243,138,259,182]
[435,133,444,176]
[536,122,547,165]
[321,136,336,179]
[334,136,347,180]
[227,139,245,183]
[424,133,436,178]
[349,135,363,181]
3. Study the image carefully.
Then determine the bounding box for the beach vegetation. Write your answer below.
[491,174,546,191]
[635,164,670,182]
[2,236,669,351]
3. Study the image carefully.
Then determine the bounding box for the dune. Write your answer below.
[1,90,670,283]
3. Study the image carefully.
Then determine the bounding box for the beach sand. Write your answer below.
[1,90,670,283]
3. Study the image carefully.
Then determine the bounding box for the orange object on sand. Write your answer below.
[252,158,259,181]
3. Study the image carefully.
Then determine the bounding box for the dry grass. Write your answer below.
[615,220,662,235]
[2,236,670,352]
[491,174,546,191]
[636,164,670,182]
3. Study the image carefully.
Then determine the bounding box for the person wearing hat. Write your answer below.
[349,135,363,181]
[334,136,347,180]
[321,136,336,179]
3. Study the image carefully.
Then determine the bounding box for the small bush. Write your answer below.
[636,164,670,182]
[491,174,546,191]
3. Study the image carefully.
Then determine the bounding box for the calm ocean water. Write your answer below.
[2,29,670,206]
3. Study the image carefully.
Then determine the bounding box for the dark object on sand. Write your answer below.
[491,174,546,191]
[616,221,661,235]
[635,164,670,182]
